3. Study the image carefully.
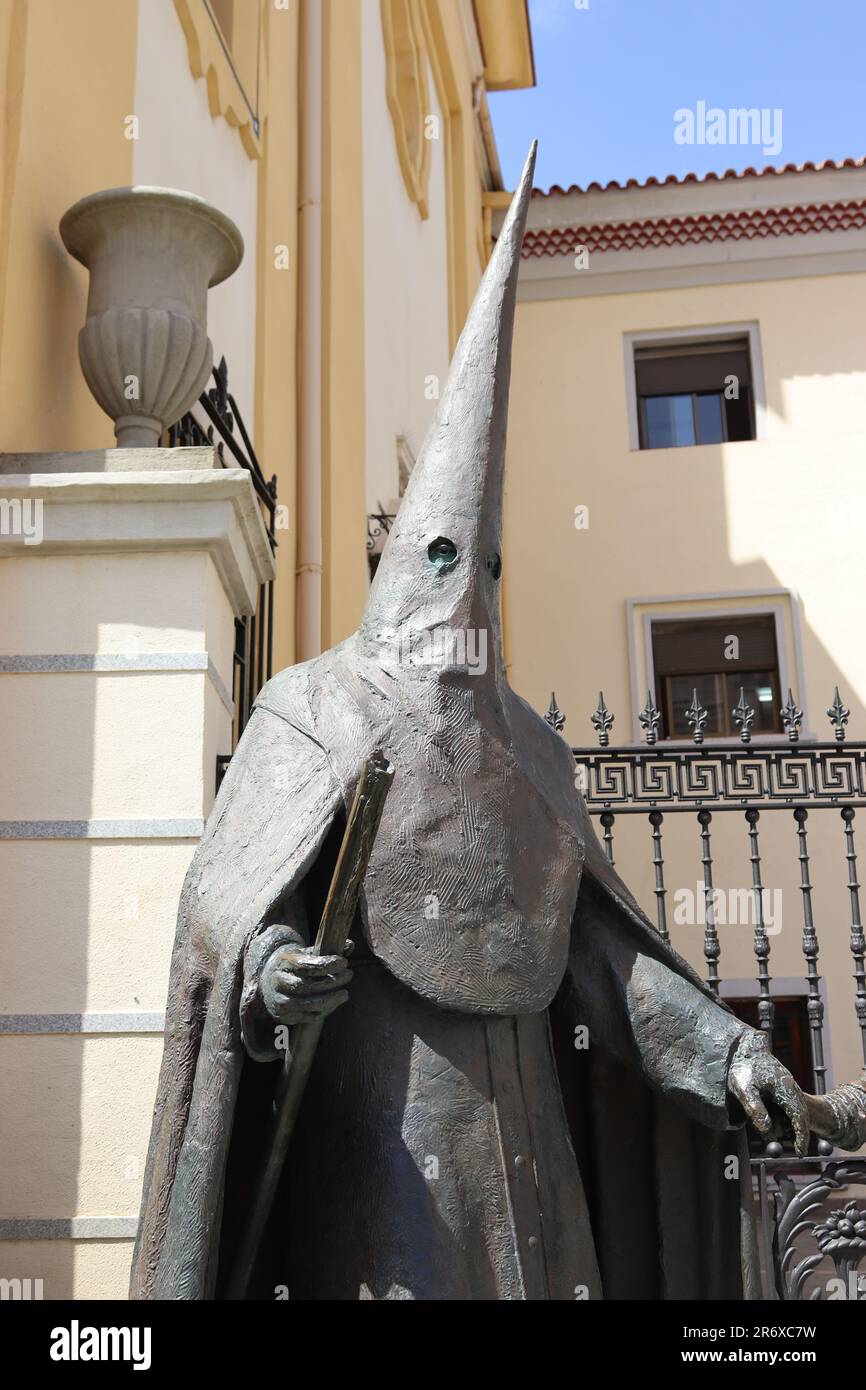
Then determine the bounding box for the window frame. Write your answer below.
[720,977,835,1090]
[650,614,784,740]
[623,323,767,453]
[626,591,809,746]
[638,387,738,450]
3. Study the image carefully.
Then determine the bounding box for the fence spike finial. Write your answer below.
[733,686,755,744]
[591,691,614,747]
[781,688,803,743]
[686,688,708,745]
[545,691,565,735]
[827,686,849,743]
[639,689,660,745]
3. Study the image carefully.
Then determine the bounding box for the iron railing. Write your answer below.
[167,357,277,786]
[366,510,395,580]
[546,684,866,1299]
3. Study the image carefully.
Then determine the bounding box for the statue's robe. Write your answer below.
[130,642,760,1301]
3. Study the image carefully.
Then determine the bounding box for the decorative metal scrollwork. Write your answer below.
[774,1161,866,1300]
[685,688,708,744]
[591,692,614,747]
[366,512,395,553]
[545,692,565,734]
[828,687,850,743]
[733,686,755,744]
[638,690,660,745]
[782,688,804,743]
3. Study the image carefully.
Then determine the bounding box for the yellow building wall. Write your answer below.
[321,0,368,649]
[505,268,866,1088]
[255,0,300,672]
[0,0,300,669]
[0,0,300,1298]
[0,0,535,1299]
[425,0,490,344]
[0,0,139,452]
[323,0,502,648]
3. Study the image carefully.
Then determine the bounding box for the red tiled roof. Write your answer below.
[533,157,866,199]
[521,199,866,258]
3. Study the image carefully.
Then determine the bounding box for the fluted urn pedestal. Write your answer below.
[60,187,243,447]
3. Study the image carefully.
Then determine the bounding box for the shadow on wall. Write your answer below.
[504,312,866,1094]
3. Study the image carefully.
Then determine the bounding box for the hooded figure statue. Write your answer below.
[130,145,865,1302]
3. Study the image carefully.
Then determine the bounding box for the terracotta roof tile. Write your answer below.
[520,199,866,258]
[532,157,866,199]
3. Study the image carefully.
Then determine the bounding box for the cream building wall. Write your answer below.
[0,0,535,1300]
[498,170,866,1094]
[0,452,272,1298]
[361,0,450,515]
[0,0,298,659]
[131,0,259,425]
[0,0,138,452]
[0,0,291,1300]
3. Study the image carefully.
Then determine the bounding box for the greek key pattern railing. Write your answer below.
[546,685,866,1300]
[549,685,866,1068]
[572,744,866,814]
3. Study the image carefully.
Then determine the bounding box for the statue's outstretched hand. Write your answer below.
[804,1077,866,1151]
[260,943,353,1026]
[727,1030,810,1155]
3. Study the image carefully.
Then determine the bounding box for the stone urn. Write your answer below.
[60,187,243,447]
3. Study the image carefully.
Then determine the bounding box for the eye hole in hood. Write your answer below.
[427,537,458,573]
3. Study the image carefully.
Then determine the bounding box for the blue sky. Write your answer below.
[489,0,866,191]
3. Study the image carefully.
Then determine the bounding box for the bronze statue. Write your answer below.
[131,145,866,1301]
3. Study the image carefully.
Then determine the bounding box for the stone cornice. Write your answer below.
[473,0,535,91]
[0,463,274,617]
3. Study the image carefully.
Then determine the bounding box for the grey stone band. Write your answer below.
[0,1012,165,1035]
[0,445,219,474]
[0,819,204,839]
[0,1217,138,1241]
[0,651,234,714]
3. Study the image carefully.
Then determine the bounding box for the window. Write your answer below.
[727,998,816,1094]
[635,337,755,449]
[726,997,816,1151]
[651,614,782,739]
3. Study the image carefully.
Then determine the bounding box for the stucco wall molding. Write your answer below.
[173,0,263,160]
[0,461,275,617]
[0,820,205,840]
[0,1217,138,1241]
[381,0,433,219]
[0,652,234,714]
[0,1013,166,1035]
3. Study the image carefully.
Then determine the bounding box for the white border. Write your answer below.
[622,322,768,452]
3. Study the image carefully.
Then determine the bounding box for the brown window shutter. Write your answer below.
[652,617,777,675]
[635,341,752,397]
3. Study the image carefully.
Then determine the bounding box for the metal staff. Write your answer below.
[226,750,394,1299]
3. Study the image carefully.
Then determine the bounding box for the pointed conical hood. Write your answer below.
[359,143,536,678]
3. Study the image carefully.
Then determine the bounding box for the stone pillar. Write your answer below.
[0,447,273,1299]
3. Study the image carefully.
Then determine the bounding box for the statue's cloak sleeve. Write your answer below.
[552,804,761,1299]
[130,673,346,1300]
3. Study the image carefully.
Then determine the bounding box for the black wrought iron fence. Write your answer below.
[166,358,278,786]
[367,510,395,580]
[545,684,866,1299]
